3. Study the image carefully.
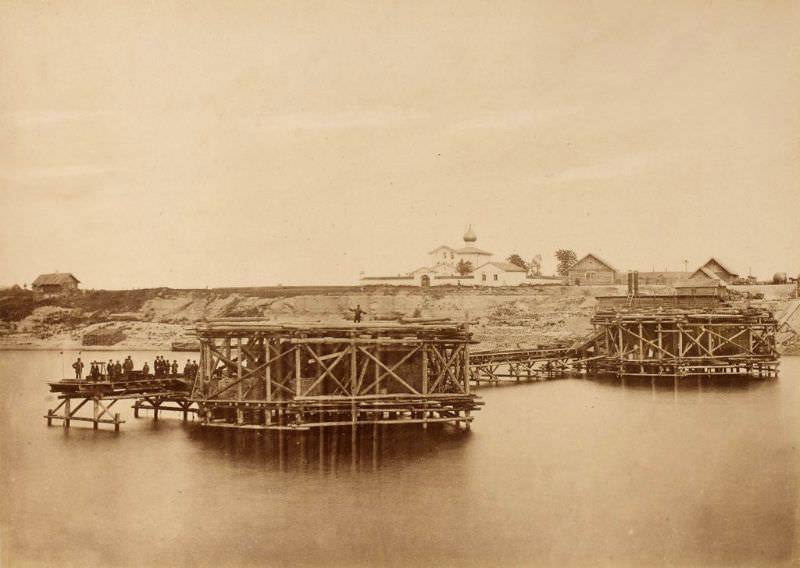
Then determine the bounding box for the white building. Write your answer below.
[472,262,527,287]
[426,226,492,273]
[361,227,529,287]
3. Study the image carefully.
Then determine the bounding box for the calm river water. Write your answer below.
[1,350,798,567]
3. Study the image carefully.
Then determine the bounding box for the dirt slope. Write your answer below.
[0,284,795,352]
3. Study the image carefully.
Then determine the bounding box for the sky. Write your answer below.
[1,0,798,289]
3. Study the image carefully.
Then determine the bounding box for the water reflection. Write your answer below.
[475,373,774,395]
[590,373,773,393]
[4,351,799,567]
[188,424,471,474]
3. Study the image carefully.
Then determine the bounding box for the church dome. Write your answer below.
[463,225,477,243]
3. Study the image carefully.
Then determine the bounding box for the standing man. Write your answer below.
[350,304,366,324]
[72,357,84,380]
[123,356,134,377]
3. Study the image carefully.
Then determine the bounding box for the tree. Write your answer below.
[529,254,542,276]
[456,260,473,276]
[555,249,578,277]
[506,254,528,271]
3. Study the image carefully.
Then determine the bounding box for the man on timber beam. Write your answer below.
[349,304,367,323]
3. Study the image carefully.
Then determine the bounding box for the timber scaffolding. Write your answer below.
[467,287,781,384]
[189,319,482,431]
[43,304,781,431]
[580,306,780,379]
[469,344,584,385]
[573,270,781,379]
[45,373,193,431]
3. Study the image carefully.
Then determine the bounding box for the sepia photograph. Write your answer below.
[1,1,798,566]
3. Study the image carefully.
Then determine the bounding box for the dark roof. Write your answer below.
[688,267,722,281]
[568,254,617,272]
[32,273,80,286]
[701,258,738,277]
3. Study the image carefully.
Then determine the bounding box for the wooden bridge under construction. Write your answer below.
[45,297,782,431]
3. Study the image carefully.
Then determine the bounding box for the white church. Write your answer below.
[360,226,527,287]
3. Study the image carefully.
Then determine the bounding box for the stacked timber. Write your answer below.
[171,340,201,351]
[195,318,472,342]
[82,327,125,346]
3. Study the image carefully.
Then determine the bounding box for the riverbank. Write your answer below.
[1,284,797,353]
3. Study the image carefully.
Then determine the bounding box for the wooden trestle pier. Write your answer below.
[466,304,780,384]
[189,320,481,430]
[44,304,780,431]
[581,306,780,379]
[45,375,193,431]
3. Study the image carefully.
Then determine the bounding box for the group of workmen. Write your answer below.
[96,355,137,380]
[72,355,200,381]
[151,355,179,378]
[68,305,368,381]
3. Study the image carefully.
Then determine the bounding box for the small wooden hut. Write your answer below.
[32,273,80,295]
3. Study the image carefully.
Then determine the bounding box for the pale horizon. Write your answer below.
[2,1,799,289]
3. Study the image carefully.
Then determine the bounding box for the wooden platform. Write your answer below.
[189,319,482,430]
[469,345,577,384]
[45,376,194,431]
[583,306,780,379]
[43,309,781,432]
[49,376,190,396]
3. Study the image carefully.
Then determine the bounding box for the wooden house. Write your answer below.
[677,265,729,299]
[31,273,80,295]
[567,254,616,285]
[692,258,738,284]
